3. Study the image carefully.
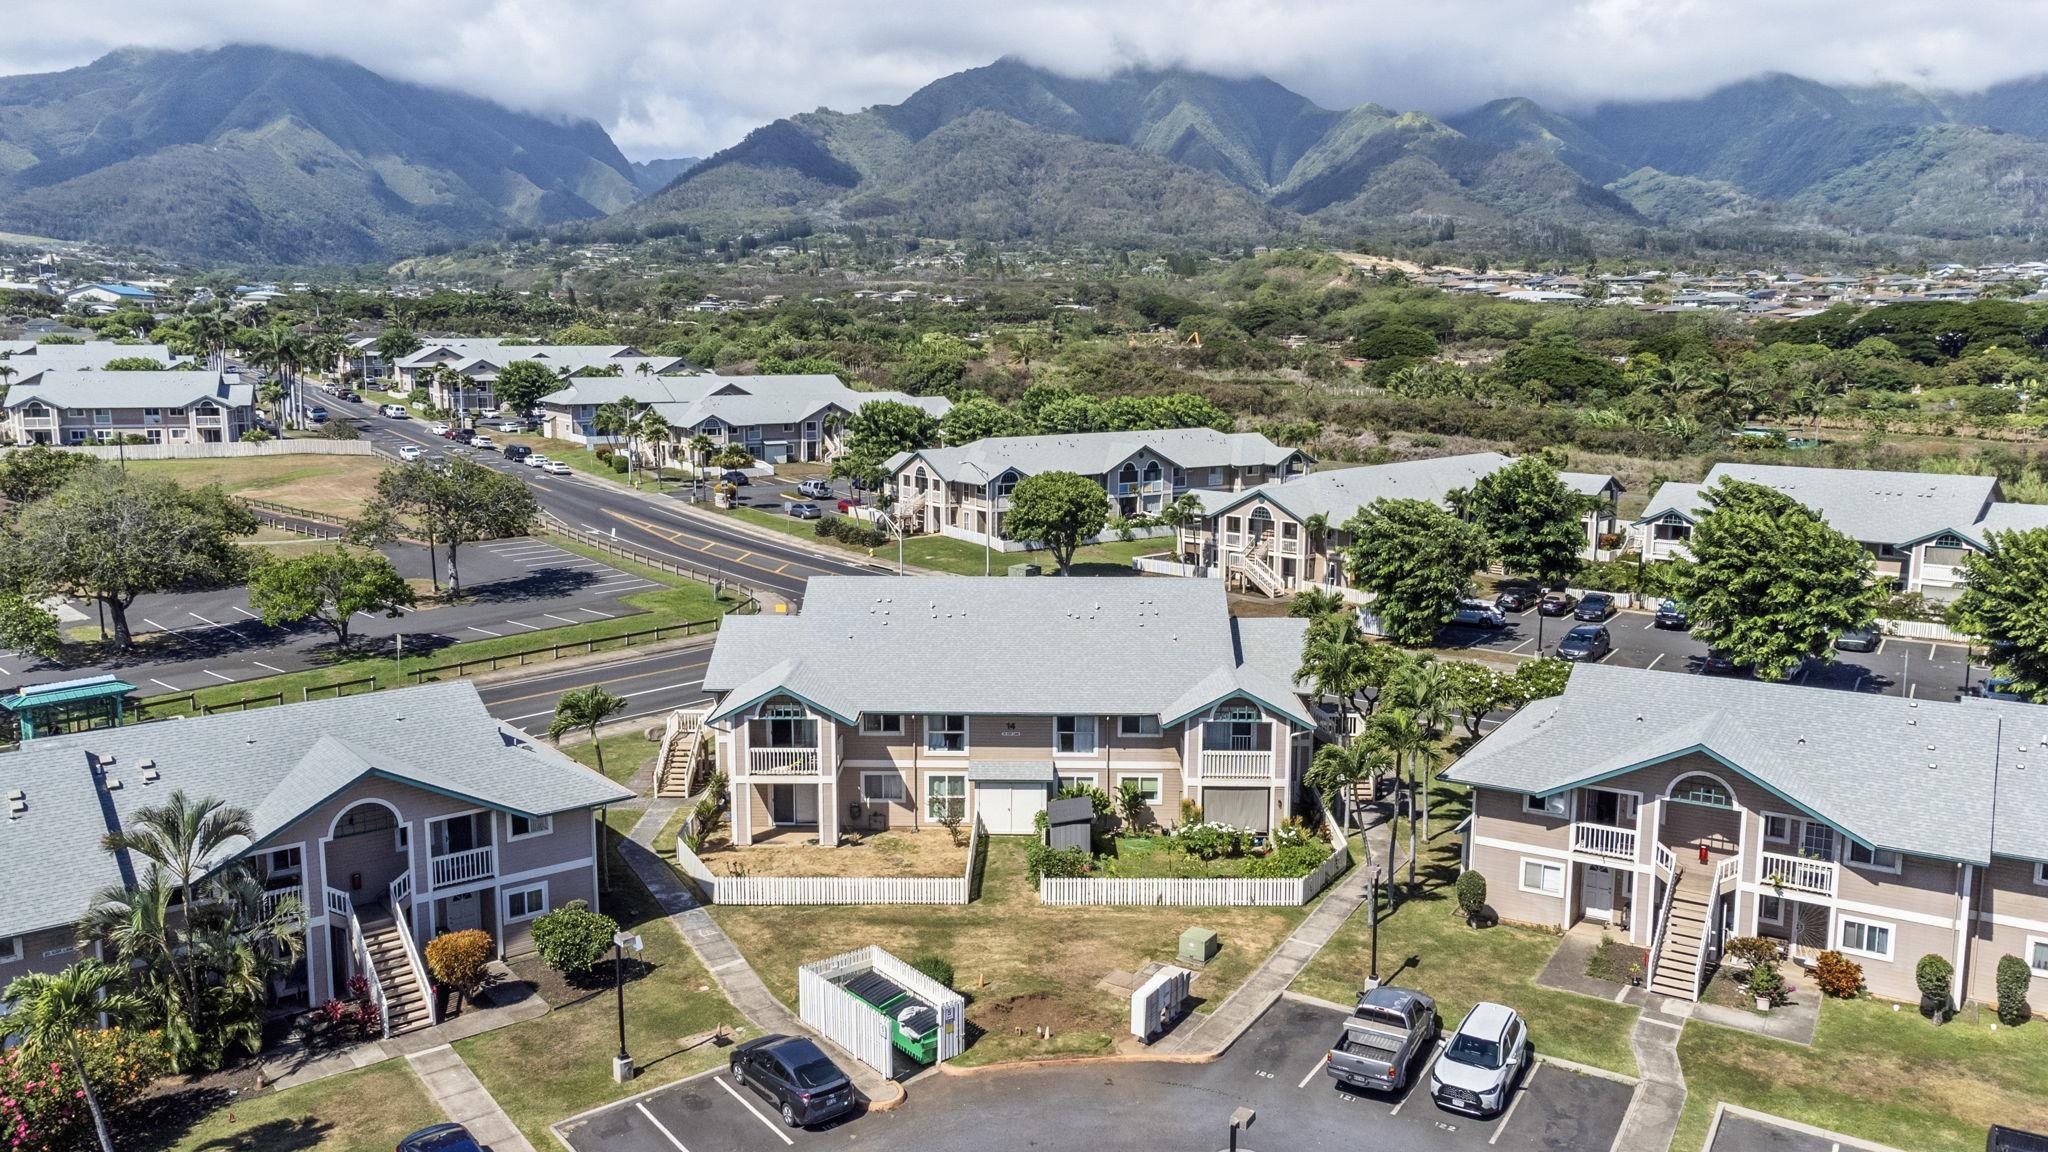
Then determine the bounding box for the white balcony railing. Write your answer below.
[430,845,497,889]
[1571,822,1638,860]
[260,882,306,920]
[325,886,354,919]
[748,747,822,776]
[388,870,413,911]
[1654,843,1676,880]
[1759,851,1837,898]
[1199,750,1275,778]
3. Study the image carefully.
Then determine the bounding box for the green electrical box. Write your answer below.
[1178,927,1219,966]
[1007,563,1041,578]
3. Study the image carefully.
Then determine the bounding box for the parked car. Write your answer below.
[496,420,525,433]
[1556,624,1612,662]
[1537,592,1579,617]
[1324,986,1440,1093]
[837,496,864,513]
[1429,1002,1529,1118]
[797,479,833,499]
[470,434,495,450]
[396,1123,484,1152]
[721,469,752,487]
[1834,627,1881,653]
[307,406,330,424]
[1573,592,1615,621]
[380,404,409,418]
[335,390,360,403]
[785,501,822,520]
[1449,600,1507,629]
[729,1035,857,1128]
[1494,587,1538,613]
[524,453,551,469]
[1960,677,2026,702]
[450,428,475,444]
[1653,599,1689,630]
[397,445,423,462]
[1699,647,1751,676]
[542,459,572,475]
[428,421,450,435]
[502,444,531,462]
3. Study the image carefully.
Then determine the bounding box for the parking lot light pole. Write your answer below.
[1228,1107,1255,1152]
[612,930,643,1083]
[1365,864,1383,990]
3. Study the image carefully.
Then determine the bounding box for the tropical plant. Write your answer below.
[1363,705,1442,890]
[547,685,630,775]
[0,961,149,1152]
[1287,587,1347,619]
[1812,950,1864,999]
[1745,959,1788,1007]
[424,929,494,1008]
[0,1021,165,1152]
[1116,778,1154,832]
[1305,740,1381,833]
[530,901,619,977]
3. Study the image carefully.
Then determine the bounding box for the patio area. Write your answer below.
[697,826,971,877]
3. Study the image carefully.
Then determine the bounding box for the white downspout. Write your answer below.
[1953,862,1973,1008]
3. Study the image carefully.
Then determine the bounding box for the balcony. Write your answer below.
[747,747,822,776]
[430,845,497,889]
[1199,749,1275,778]
[259,881,306,920]
[1114,480,1169,496]
[1759,851,1837,899]
[1571,822,1638,861]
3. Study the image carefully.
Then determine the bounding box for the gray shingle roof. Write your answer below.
[1636,464,1999,546]
[1444,663,2046,865]
[541,373,949,428]
[2,369,254,411]
[0,682,630,939]
[1201,452,1617,524]
[703,576,1313,728]
[0,342,182,368]
[886,428,1301,485]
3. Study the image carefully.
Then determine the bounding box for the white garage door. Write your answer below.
[974,782,1047,834]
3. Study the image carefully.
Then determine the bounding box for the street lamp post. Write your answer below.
[612,929,643,1083]
[1365,864,1383,990]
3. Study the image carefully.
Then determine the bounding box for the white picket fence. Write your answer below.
[799,945,966,1073]
[29,439,377,461]
[674,816,987,906]
[1039,821,1353,907]
[1879,617,1969,644]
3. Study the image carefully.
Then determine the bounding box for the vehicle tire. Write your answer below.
[731,1062,745,1086]
[781,1101,798,1127]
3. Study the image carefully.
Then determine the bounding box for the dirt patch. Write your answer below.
[699,826,969,878]
[978,990,1094,1038]
[128,455,392,521]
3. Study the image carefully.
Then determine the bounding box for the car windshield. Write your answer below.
[1444,1032,1505,1070]
[1566,627,1599,642]
[788,1054,842,1088]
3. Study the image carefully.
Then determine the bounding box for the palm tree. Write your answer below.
[1364,707,1445,894]
[1381,657,1455,742]
[3,960,147,1152]
[1287,587,1347,619]
[688,432,716,476]
[1297,615,1372,742]
[1305,739,1381,835]
[634,405,673,477]
[0,361,15,393]
[99,792,252,999]
[549,685,629,776]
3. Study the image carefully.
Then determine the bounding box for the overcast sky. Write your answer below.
[6,1,2048,160]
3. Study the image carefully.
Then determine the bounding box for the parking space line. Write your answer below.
[579,607,616,618]
[1647,654,1664,670]
[1488,1064,1538,1145]
[634,1102,692,1152]
[714,1076,795,1145]
[231,606,259,620]
[252,661,285,673]
[1388,1040,1445,1115]
[202,669,235,682]
[505,620,542,631]
[150,678,180,692]
[544,612,581,625]
[1295,1057,1326,1089]
[468,626,503,637]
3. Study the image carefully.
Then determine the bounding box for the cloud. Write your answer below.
[4,0,2048,158]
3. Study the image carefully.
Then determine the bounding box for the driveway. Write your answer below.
[556,997,1635,1152]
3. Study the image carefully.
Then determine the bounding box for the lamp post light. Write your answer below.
[1228,1107,1256,1152]
[612,929,644,1083]
[1365,864,1383,991]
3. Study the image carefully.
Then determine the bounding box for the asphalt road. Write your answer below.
[475,643,714,735]
[556,996,1635,1152]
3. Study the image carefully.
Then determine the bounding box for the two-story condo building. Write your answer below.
[0,369,256,445]
[393,343,689,419]
[0,682,631,1035]
[1633,463,2048,601]
[1180,452,1622,598]
[0,341,186,370]
[1446,664,2048,1007]
[885,428,1308,551]
[539,373,949,463]
[698,577,1318,844]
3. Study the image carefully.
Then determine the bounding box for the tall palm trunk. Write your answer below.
[71,1035,115,1152]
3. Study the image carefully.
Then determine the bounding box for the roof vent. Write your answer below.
[5,789,20,803]
[105,777,122,791]
[7,798,23,819]
[1796,737,1806,745]
[97,753,114,765]
[141,767,160,783]
[137,758,154,771]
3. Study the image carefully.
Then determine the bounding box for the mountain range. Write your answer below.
[8,47,2048,264]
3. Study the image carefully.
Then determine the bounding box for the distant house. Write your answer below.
[63,283,157,308]
[0,369,256,445]
[391,340,687,418]
[0,341,185,370]
[539,373,950,463]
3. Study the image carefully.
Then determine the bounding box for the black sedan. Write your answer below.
[1573,592,1615,622]
[730,1034,858,1128]
[1653,600,1689,630]
[1834,627,1881,653]
[1537,592,1579,617]
[1556,624,1612,662]
[721,469,752,487]
[1699,647,1752,676]
[1494,588,1538,613]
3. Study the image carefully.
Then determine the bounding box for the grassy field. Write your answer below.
[709,837,1311,1065]
[720,505,1164,576]
[145,1061,443,1152]
[1673,999,2048,1152]
[1293,780,1641,1077]
[128,454,392,520]
[558,730,664,785]
[454,811,747,1148]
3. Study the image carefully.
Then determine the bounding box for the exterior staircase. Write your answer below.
[1233,535,1285,597]
[358,911,433,1035]
[655,709,707,798]
[1649,866,1716,1002]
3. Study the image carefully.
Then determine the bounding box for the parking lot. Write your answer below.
[1705,1106,1908,1152]
[556,997,1635,1152]
[1436,603,1989,703]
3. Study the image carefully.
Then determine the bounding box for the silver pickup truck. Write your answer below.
[1323,986,1440,1093]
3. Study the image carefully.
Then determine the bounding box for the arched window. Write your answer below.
[1141,460,1163,484]
[993,470,1019,498]
[334,801,398,839]
[1672,774,1732,808]
[1118,462,1140,486]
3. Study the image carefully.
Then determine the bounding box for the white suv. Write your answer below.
[1450,600,1507,629]
[1429,1002,1528,1117]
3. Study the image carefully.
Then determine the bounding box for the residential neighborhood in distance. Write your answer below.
[3,8,2048,1152]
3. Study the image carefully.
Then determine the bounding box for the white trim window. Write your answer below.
[395,824,411,854]
[1800,821,1837,863]
[1117,774,1163,804]
[1055,716,1098,756]
[1524,793,1567,818]
[1757,895,1785,927]
[2034,861,2048,887]
[267,845,304,879]
[861,714,904,735]
[507,813,553,841]
[926,774,966,822]
[1838,916,1895,961]
[861,772,907,805]
[2028,936,2048,979]
[504,883,548,923]
[925,714,968,755]
[1762,813,1791,844]
[0,936,19,964]
[1117,715,1160,738]
[1846,841,1902,874]
[1056,772,1099,793]
[1520,858,1566,897]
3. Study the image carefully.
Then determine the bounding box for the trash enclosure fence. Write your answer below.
[798,946,966,1075]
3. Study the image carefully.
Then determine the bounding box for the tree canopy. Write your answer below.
[1463,457,1595,584]
[833,399,940,486]
[247,547,415,649]
[1003,471,1109,574]
[368,459,536,595]
[1950,527,2048,702]
[1342,497,1491,645]
[493,359,563,416]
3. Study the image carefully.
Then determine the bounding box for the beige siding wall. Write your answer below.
[1470,839,1567,929]
[1,924,90,982]
[500,862,599,957]
[1471,787,1572,850]
[1969,858,2048,1003]
[838,762,917,831]
[1852,918,1964,1003]
[1835,856,1965,923]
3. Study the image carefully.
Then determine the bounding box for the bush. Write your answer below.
[1915,953,1954,1007]
[594,445,615,461]
[1172,822,1246,861]
[815,516,889,549]
[1746,960,1788,1007]
[910,956,955,988]
[1455,870,1488,921]
[424,928,493,1000]
[1996,954,2032,1026]
[1724,936,1781,974]
[1024,843,1091,888]
[609,454,630,473]
[1812,950,1864,999]
[531,899,619,976]
[1179,797,1203,826]
[1242,841,1328,878]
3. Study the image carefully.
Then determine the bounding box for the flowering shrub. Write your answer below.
[0,1028,166,1152]
[1170,822,1248,861]
[1242,841,1330,878]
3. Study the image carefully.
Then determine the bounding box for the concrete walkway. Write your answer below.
[262,960,550,1090]
[406,1044,536,1152]
[1613,995,1690,1152]
[618,802,902,1107]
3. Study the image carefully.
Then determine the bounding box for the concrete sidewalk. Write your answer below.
[262,960,549,1090]
[407,1044,536,1152]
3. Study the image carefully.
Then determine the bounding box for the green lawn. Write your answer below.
[145,1060,444,1152]
[1293,782,1640,1077]
[140,534,738,717]
[559,731,663,785]
[1100,835,1267,879]
[1674,999,2048,1152]
[720,505,1164,575]
[454,811,746,1148]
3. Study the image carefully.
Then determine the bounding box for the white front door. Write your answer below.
[441,891,482,935]
[974,783,1046,834]
[793,785,819,825]
[1583,865,1615,922]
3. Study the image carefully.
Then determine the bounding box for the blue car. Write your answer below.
[1573,592,1614,622]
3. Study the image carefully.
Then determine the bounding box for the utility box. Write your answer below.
[1178,927,1219,966]
[1045,795,1095,852]
[1006,563,1041,578]
[1130,965,1193,1043]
